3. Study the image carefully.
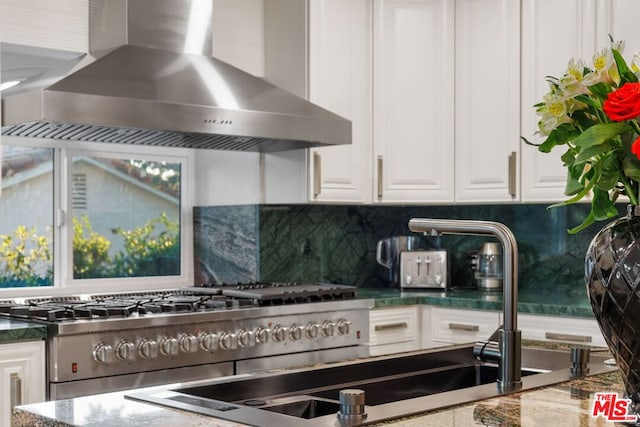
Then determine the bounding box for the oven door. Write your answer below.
[49,362,233,400]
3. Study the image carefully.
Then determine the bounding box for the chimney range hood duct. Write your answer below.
[1,0,351,152]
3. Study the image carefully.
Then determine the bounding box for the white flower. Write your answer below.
[583,48,619,86]
[543,92,567,118]
[611,39,625,54]
[560,58,589,95]
[632,52,640,73]
[536,91,573,135]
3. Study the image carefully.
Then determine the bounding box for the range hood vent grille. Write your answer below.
[2,121,303,151]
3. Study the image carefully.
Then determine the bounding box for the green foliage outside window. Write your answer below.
[73,216,112,278]
[0,226,53,287]
[111,214,180,277]
[0,215,180,287]
[73,213,180,279]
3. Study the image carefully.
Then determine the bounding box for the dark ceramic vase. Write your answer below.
[586,205,640,415]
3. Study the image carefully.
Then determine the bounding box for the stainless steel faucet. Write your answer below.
[408,218,522,392]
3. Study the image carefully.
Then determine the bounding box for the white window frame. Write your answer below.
[0,135,195,297]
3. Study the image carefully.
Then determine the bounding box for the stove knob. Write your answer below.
[138,339,159,359]
[219,332,238,350]
[180,334,199,353]
[255,326,270,344]
[92,343,114,364]
[337,319,352,335]
[160,337,179,356]
[305,322,320,339]
[272,325,289,342]
[321,320,336,337]
[199,332,218,352]
[289,323,303,341]
[237,329,254,348]
[115,341,136,361]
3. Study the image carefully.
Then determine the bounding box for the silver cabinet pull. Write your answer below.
[377,155,383,199]
[10,372,22,408]
[508,151,517,197]
[448,323,479,332]
[545,332,592,343]
[374,321,408,332]
[313,152,321,198]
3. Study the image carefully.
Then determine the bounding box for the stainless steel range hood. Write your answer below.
[1,0,351,152]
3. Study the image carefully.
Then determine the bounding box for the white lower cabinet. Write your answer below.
[517,313,606,347]
[0,340,45,427]
[368,306,420,356]
[425,306,501,348]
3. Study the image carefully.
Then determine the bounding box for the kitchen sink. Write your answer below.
[128,343,615,426]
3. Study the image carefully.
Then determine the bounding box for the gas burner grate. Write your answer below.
[6,303,93,322]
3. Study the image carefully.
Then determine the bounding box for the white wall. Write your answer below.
[194,150,262,206]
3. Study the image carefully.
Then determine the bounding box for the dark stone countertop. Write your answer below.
[358,287,595,318]
[0,317,47,344]
[12,348,625,427]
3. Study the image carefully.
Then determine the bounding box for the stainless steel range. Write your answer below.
[0,283,372,400]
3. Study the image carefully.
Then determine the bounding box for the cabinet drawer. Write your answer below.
[368,307,419,354]
[431,307,500,345]
[518,314,606,347]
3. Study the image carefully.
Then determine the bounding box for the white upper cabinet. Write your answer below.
[596,0,640,50]
[372,0,455,203]
[0,0,89,52]
[308,0,373,203]
[520,0,596,202]
[520,0,640,202]
[454,0,520,202]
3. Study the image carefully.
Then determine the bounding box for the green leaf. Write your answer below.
[564,171,584,196]
[623,156,640,181]
[588,82,613,99]
[549,179,595,208]
[574,122,628,148]
[520,136,539,147]
[538,123,581,153]
[574,94,600,109]
[592,188,619,220]
[568,211,596,234]
[561,149,575,167]
[596,154,621,190]
[538,135,558,153]
[574,142,613,163]
[613,49,639,83]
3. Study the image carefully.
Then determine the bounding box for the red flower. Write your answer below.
[632,136,640,160]
[603,82,640,121]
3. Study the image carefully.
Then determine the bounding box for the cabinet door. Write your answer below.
[520,0,595,202]
[454,0,520,202]
[368,306,420,356]
[373,0,455,203]
[0,0,88,52]
[596,0,640,50]
[518,314,606,347]
[430,307,501,346]
[308,0,372,203]
[0,341,45,427]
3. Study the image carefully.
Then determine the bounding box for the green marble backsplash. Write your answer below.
[194,203,624,297]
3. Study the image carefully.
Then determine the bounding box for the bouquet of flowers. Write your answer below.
[524,39,640,233]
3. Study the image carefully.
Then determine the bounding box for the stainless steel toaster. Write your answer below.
[400,250,448,289]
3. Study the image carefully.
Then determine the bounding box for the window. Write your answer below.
[69,153,182,280]
[0,145,54,287]
[0,137,192,294]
